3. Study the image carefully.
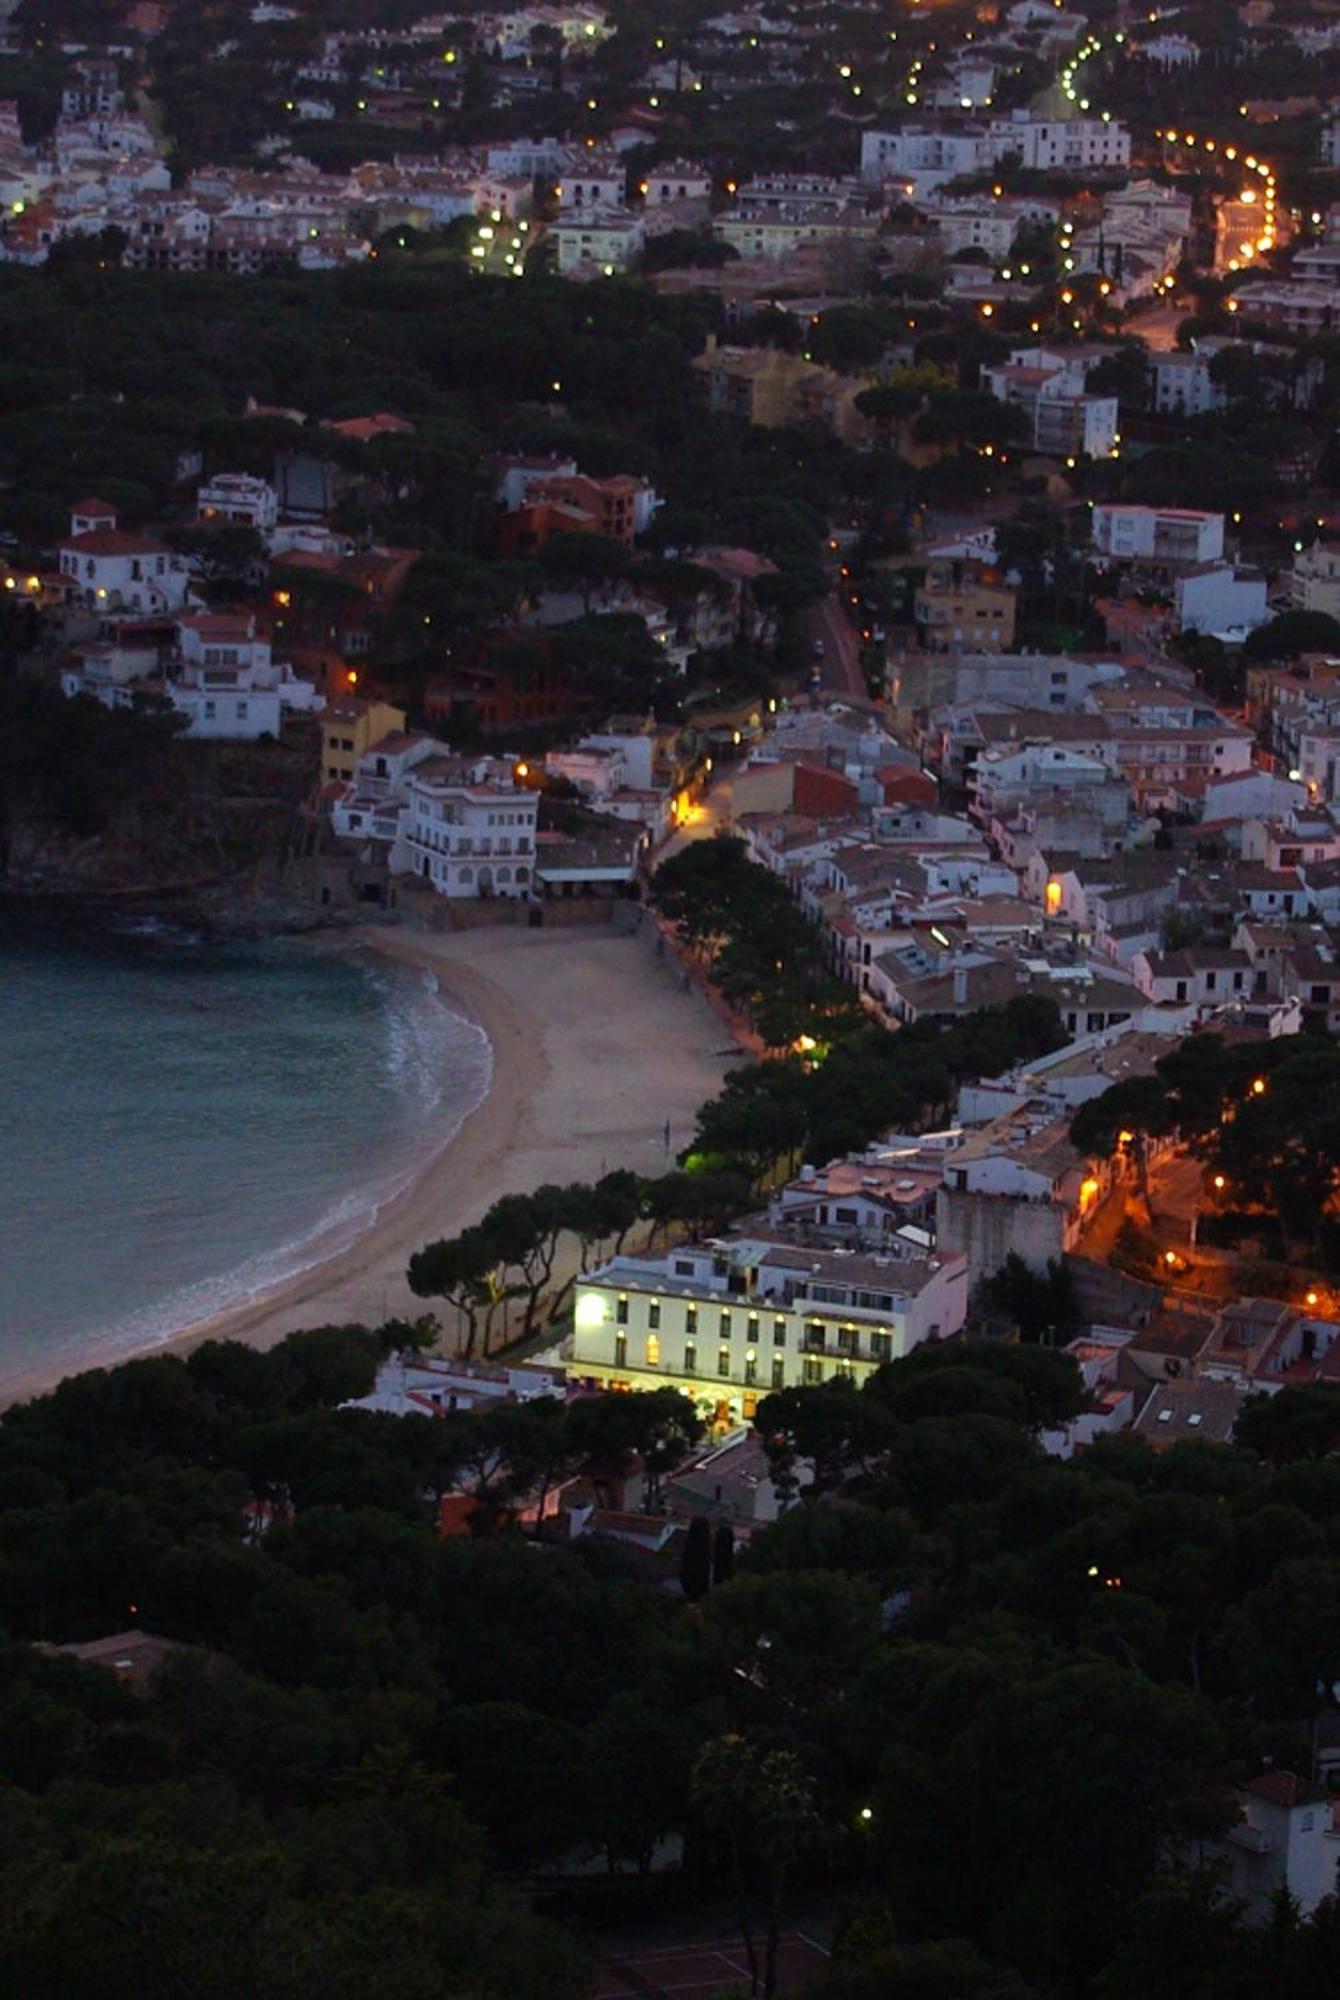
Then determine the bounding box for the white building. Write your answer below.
[640,160,712,206]
[971,740,1122,823]
[1232,282,1340,338]
[982,347,1118,460]
[860,112,1129,192]
[57,508,191,615]
[1199,1774,1340,1924]
[344,1351,563,1418]
[1149,349,1225,419]
[1142,33,1199,68]
[544,728,656,799]
[542,742,644,817]
[935,1097,1103,1290]
[860,126,992,193]
[555,156,626,210]
[1288,543,1340,621]
[933,203,1018,261]
[928,59,998,109]
[570,1233,968,1428]
[196,471,279,535]
[1130,946,1252,1016]
[492,452,579,510]
[1175,563,1270,640]
[391,754,539,898]
[486,137,564,179]
[1040,1332,1137,1457]
[166,613,321,738]
[60,611,319,737]
[1294,725,1340,806]
[1092,504,1224,566]
[716,201,876,264]
[989,111,1131,173]
[554,211,643,274]
[330,730,439,848]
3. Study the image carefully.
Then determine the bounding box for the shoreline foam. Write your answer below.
[1,920,729,1409]
[40,947,493,1371]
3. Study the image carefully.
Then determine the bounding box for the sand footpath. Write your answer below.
[2,920,731,1404]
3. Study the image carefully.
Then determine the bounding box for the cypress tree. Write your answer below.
[712,1520,735,1585]
[680,1515,712,1600]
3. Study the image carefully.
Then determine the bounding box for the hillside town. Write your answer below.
[5,2,1340,1995]
[4,0,1340,1541]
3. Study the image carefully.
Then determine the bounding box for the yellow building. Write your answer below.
[913,559,1017,653]
[320,696,408,783]
[693,338,870,445]
[569,1238,967,1433]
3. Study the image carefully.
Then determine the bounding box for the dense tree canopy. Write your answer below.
[1,1318,1338,1992]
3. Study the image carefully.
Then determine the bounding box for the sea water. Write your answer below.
[0,918,490,1388]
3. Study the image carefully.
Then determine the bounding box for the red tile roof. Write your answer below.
[60,528,171,557]
[1244,1770,1329,1809]
[324,412,415,442]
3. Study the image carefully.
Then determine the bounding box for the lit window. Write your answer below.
[646,1334,660,1368]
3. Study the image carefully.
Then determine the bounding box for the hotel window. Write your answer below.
[838,1327,858,1355]
[871,1332,892,1364]
[616,1296,628,1325]
[718,1344,731,1378]
[772,1355,785,1389]
[645,1334,660,1368]
[614,1332,627,1367]
[773,1316,787,1346]
[685,1304,698,1335]
[684,1341,697,1375]
[719,1310,732,1338]
[803,1356,824,1385]
[648,1299,660,1330]
[744,1351,757,1386]
[748,1313,759,1344]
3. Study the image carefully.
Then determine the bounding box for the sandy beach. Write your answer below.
[2,919,731,1404]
